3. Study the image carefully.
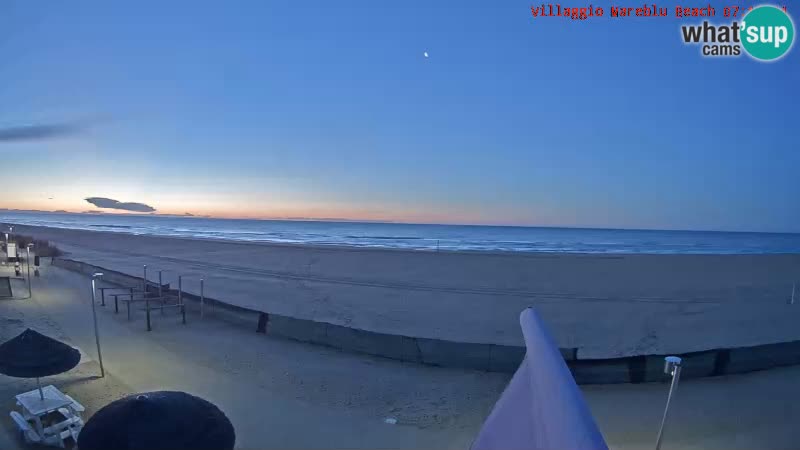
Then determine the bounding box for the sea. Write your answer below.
[2,211,799,254]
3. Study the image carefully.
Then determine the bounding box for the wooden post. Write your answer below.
[146,295,151,331]
[143,265,147,293]
[126,298,131,321]
[792,283,796,305]
[256,313,268,333]
[200,278,205,319]
[179,276,186,325]
[159,271,165,315]
[100,288,105,307]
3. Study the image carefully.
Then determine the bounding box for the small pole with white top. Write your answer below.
[25,244,33,298]
[90,273,106,378]
[179,275,186,324]
[655,356,682,450]
[159,270,165,315]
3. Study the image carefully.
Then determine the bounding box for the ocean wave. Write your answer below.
[345,235,425,240]
[3,212,800,254]
[90,224,133,229]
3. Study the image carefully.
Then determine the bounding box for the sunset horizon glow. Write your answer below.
[1,1,797,233]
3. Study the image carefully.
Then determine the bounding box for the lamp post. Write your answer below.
[90,273,106,378]
[655,356,682,450]
[26,243,33,298]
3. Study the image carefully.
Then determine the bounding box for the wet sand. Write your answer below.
[8,224,800,358]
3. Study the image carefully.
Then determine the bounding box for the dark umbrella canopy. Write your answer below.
[0,328,81,378]
[78,391,236,450]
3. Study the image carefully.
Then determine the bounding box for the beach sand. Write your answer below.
[1,262,799,449]
[0,265,508,449]
[9,224,800,358]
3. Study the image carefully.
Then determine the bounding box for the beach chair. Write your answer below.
[10,411,43,444]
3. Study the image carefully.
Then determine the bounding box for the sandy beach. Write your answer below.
[8,224,800,359]
[0,265,507,449]
[2,256,799,449]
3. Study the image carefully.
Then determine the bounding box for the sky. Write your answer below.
[0,1,798,232]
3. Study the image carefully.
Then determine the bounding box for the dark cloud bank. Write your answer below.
[0,122,85,143]
[85,197,156,213]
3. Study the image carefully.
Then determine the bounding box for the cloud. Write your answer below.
[0,122,86,143]
[85,197,156,213]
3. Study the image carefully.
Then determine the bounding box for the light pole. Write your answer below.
[26,243,33,298]
[90,273,106,378]
[655,356,682,450]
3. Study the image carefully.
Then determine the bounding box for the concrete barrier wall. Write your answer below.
[53,257,800,384]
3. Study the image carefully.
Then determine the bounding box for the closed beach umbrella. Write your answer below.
[471,309,608,450]
[0,328,81,399]
[78,391,235,450]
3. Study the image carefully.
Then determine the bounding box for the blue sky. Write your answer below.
[0,1,798,231]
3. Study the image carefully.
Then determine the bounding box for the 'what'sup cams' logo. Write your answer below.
[681,5,794,61]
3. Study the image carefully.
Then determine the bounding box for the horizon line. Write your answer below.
[1,208,799,236]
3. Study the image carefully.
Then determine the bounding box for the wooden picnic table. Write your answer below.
[13,385,84,447]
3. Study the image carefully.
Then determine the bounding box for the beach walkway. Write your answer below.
[0,265,799,448]
[0,266,506,449]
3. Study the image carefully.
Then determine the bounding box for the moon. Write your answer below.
[423,51,429,58]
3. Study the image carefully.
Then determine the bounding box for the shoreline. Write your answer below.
[7,223,800,361]
[53,256,800,383]
[3,220,800,256]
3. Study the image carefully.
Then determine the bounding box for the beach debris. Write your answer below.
[384,417,398,425]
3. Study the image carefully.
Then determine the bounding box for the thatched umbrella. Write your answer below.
[0,329,81,399]
[78,391,235,450]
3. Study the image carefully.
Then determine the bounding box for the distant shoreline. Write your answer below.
[1,222,624,257]
[2,212,800,255]
[3,208,800,235]
[4,222,800,256]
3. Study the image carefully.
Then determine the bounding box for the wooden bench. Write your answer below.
[10,411,41,444]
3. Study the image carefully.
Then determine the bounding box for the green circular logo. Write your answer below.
[741,6,795,61]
